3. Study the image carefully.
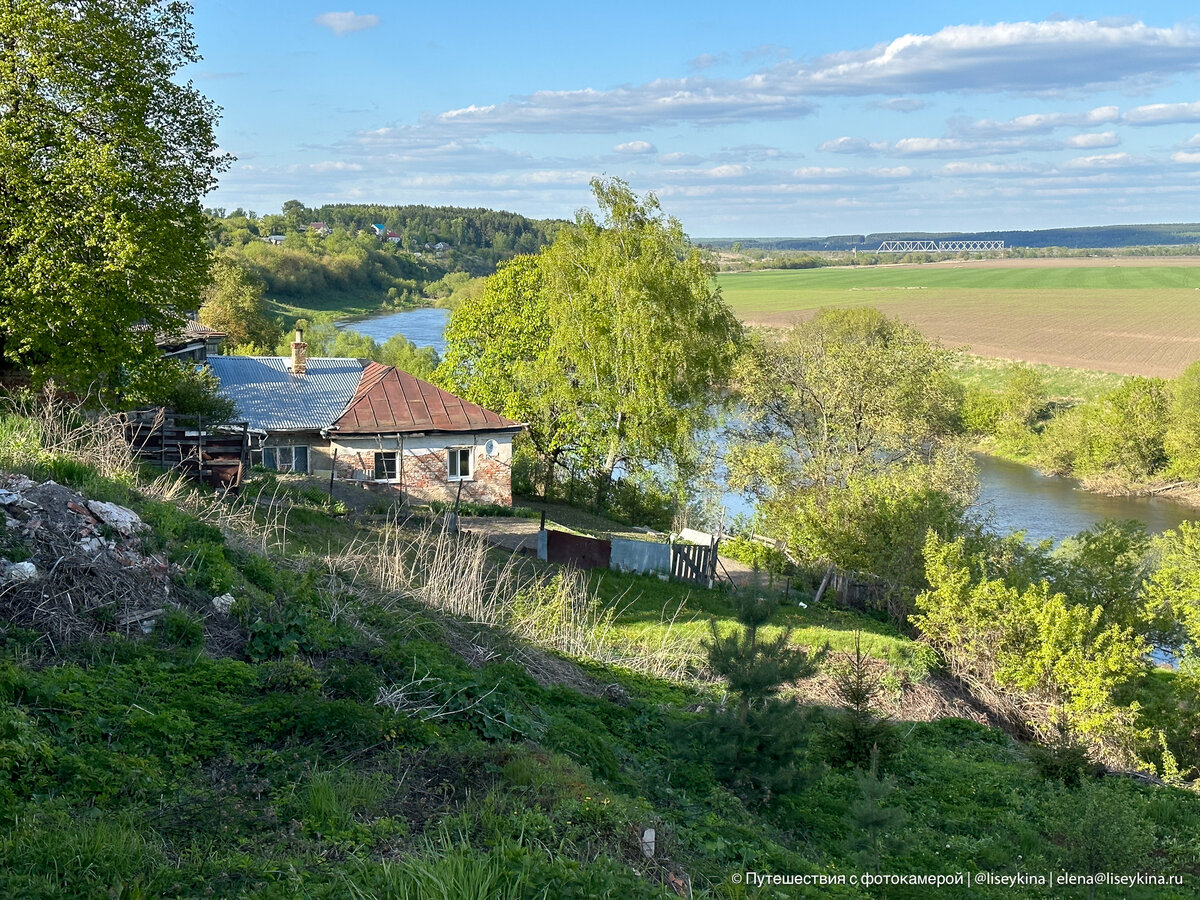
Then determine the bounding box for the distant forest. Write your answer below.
[704,223,1200,252]
[203,202,566,316]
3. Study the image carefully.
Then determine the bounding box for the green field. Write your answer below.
[717,261,1200,377]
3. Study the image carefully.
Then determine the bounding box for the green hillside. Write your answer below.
[0,407,1197,899]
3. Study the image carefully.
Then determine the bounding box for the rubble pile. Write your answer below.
[0,473,174,644]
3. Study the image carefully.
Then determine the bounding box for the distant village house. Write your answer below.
[206,333,522,505]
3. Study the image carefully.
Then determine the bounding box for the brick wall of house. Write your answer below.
[328,434,515,506]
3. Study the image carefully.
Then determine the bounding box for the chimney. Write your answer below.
[290,328,307,375]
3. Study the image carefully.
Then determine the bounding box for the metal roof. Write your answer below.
[207,356,364,432]
[331,362,521,435]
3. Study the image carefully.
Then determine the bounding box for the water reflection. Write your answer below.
[973,454,1194,543]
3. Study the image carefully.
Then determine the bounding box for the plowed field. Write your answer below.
[718,257,1200,376]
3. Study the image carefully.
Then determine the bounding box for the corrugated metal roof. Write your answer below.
[207,356,364,432]
[331,362,520,435]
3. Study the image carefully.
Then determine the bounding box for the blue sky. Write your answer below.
[189,2,1200,237]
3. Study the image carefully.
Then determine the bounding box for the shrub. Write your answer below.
[159,609,204,651]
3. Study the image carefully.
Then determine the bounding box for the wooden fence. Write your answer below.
[670,543,716,587]
[125,408,252,489]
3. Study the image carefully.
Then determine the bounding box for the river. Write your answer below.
[338,307,451,355]
[343,307,1197,542]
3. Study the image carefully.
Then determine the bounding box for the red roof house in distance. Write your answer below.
[209,342,523,506]
[326,363,522,505]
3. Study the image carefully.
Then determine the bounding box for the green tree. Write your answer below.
[730,309,961,496]
[1143,521,1200,658]
[845,748,909,875]
[820,632,898,769]
[436,178,741,505]
[1039,377,1170,481]
[0,0,225,389]
[1001,363,1049,429]
[1051,520,1151,634]
[378,334,438,380]
[1165,360,1200,479]
[125,358,234,422]
[728,309,970,594]
[436,255,570,494]
[697,595,823,803]
[1047,782,1154,900]
[914,533,1147,753]
[199,256,280,351]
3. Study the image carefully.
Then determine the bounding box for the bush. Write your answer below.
[159,609,204,651]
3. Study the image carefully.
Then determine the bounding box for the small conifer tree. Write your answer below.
[700,595,822,803]
[846,746,910,875]
[821,631,898,768]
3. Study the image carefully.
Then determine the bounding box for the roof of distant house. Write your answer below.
[141,319,226,348]
[207,356,522,437]
[331,362,520,435]
[206,356,364,432]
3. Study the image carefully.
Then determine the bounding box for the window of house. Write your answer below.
[374,451,399,481]
[448,447,473,481]
[259,445,309,474]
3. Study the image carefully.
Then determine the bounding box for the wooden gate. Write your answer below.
[671,543,715,586]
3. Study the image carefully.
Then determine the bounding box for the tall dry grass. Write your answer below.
[336,519,696,680]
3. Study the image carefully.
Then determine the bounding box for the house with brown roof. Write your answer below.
[207,335,523,505]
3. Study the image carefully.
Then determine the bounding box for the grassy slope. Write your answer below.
[950,354,1128,402]
[1,457,1199,897]
[718,264,1200,377]
[264,292,406,324]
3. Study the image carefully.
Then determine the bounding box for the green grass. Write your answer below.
[717,263,1200,377]
[717,263,1200,319]
[594,568,936,677]
[3,411,1200,898]
[951,354,1128,402]
[265,289,411,324]
[516,496,667,541]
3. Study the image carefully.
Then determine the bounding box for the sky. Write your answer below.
[188,1,1200,238]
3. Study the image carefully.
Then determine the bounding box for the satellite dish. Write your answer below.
[483,439,499,458]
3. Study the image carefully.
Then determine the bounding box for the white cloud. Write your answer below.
[1065,152,1141,169]
[1125,101,1200,125]
[1171,151,1200,164]
[1067,131,1119,148]
[309,160,363,171]
[658,151,703,165]
[892,137,1028,156]
[613,140,656,154]
[954,106,1119,136]
[431,84,815,134]
[819,137,885,154]
[939,161,1040,176]
[386,20,1200,139]
[870,97,925,112]
[794,20,1200,95]
[314,11,380,36]
[701,165,750,178]
[794,166,851,178]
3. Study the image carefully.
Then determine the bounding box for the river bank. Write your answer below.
[975,436,1200,516]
